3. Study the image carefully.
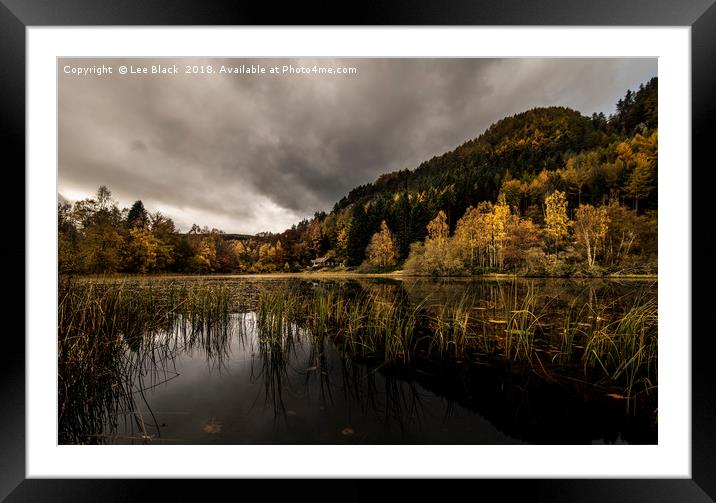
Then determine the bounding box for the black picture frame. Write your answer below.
[2,1,713,500]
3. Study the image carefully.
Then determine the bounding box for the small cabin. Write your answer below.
[310,256,335,268]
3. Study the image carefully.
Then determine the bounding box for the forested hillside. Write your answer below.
[59,77,658,276]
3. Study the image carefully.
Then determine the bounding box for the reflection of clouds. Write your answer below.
[59,58,656,233]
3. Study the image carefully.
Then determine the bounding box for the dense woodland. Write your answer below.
[59,77,658,277]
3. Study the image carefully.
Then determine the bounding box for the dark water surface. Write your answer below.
[65,276,657,445]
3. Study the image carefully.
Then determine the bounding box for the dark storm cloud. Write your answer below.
[58,58,656,233]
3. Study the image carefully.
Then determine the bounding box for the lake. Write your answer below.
[58,275,657,445]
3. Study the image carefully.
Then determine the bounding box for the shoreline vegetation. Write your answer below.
[72,270,658,281]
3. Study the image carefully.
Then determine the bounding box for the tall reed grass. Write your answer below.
[58,277,235,443]
[59,276,659,443]
[581,292,658,404]
[251,280,658,402]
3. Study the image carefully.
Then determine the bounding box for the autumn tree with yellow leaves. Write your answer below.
[426,210,449,247]
[491,195,511,269]
[453,198,510,270]
[366,220,397,268]
[454,203,492,269]
[545,190,570,256]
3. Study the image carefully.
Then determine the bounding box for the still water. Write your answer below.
[62,276,658,445]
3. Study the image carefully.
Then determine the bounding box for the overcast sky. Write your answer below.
[59,58,656,234]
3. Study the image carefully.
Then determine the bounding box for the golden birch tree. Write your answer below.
[455,202,492,269]
[427,210,449,247]
[545,190,570,255]
[573,204,609,268]
[492,195,511,269]
[366,220,397,268]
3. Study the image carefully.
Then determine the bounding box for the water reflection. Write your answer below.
[59,277,657,445]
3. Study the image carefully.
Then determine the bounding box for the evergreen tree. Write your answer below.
[127,200,149,228]
[347,204,371,265]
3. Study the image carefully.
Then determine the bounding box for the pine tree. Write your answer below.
[127,200,149,228]
[347,204,371,265]
[625,157,656,213]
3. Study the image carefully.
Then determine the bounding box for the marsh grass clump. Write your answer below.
[479,281,547,365]
[328,287,413,363]
[581,292,657,403]
[428,292,473,359]
[254,284,426,364]
[58,277,235,443]
[256,285,302,343]
[556,299,581,365]
[58,281,134,443]
[367,291,423,364]
[500,282,542,362]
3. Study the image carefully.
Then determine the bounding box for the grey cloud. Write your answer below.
[130,139,147,152]
[59,58,656,233]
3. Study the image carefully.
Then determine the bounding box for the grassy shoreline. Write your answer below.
[70,270,658,281]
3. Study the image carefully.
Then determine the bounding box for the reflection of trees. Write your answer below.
[336,358,430,434]
[250,307,432,433]
[247,278,656,444]
[60,278,657,445]
[247,319,655,444]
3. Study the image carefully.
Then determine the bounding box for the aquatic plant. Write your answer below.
[428,292,473,359]
[58,277,235,443]
[582,291,657,404]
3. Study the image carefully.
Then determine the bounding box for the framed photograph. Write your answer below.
[3,0,714,500]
